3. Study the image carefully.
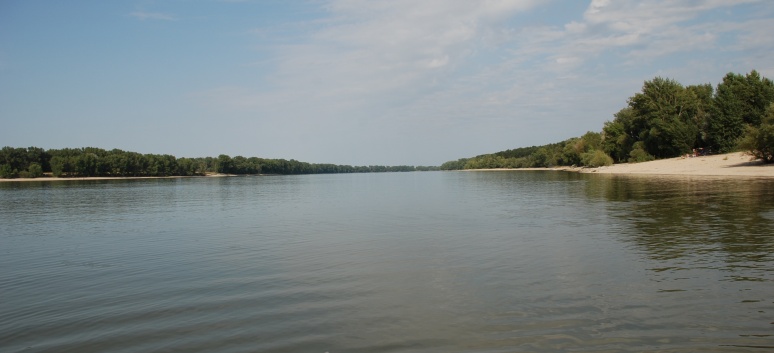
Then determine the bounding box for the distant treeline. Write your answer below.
[0,147,438,179]
[442,70,774,170]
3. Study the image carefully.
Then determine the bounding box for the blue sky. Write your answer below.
[2,1,773,166]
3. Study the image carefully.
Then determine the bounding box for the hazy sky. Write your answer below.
[2,1,773,166]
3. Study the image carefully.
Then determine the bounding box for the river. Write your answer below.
[1,171,772,352]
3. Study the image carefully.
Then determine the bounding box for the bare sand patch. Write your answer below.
[581,152,773,177]
[466,152,773,177]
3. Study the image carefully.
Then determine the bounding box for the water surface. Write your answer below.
[1,172,772,352]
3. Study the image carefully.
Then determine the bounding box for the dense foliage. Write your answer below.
[707,71,774,153]
[0,147,438,179]
[738,103,774,163]
[441,132,610,170]
[441,70,774,170]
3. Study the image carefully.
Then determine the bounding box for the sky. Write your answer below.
[1,0,773,166]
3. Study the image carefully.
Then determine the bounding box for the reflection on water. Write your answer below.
[1,173,773,352]
[586,175,774,281]
[583,174,774,351]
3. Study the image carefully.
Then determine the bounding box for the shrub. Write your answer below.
[28,163,44,178]
[628,142,655,163]
[739,103,774,163]
[581,150,613,167]
[0,164,16,178]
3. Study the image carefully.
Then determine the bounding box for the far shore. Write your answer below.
[468,152,774,177]
[3,152,773,181]
[0,173,241,183]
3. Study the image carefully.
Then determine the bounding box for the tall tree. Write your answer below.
[216,154,234,174]
[739,103,774,163]
[628,77,700,158]
[707,70,774,153]
[602,107,637,162]
[686,83,714,147]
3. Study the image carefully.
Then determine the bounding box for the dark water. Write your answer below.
[1,172,772,352]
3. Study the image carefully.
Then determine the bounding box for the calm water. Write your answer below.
[1,172,773,352]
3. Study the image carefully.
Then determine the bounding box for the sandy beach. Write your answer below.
[580,152,773,177]
[468,152,774,177]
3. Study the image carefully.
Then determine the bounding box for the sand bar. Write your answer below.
[581,152,773,177]
[469,152,774,177]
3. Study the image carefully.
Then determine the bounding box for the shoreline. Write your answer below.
[467,152,774,177]
[2,152,773,181]
[0,173,240,183]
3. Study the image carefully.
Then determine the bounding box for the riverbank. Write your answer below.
[470,152,774,177]
[3,152,773,181]
[580,152,773,177]
[0,173,237,183]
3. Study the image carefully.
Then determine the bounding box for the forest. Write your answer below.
[0,147,438,179]
[441,70,774,170]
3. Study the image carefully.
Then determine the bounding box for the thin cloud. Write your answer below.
[129,11,177,21]
[236,0,543,106]
[196,0,773,164]
[509,0,769,69]
[214,0,771,105]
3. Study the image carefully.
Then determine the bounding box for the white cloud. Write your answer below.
[302,3,484,87]
[510,0,770,70]
[197,0,774,164]
[427,56,450,69]
[564,21,586,34]
[235,0,546,118]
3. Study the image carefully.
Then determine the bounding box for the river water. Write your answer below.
[1,171,772,352]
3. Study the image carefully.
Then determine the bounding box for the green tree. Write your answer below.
[529,147,552,167]
[559,138,582,166]
[686,83,714,147]
[74,153,98,177]
[602,107,637,163]
[628,77,700,158]
[50,156,72,177]
[440,158,468,170]
[0,147,28,174]
[707,70,774,153]
[176,157,199,176]
[25,147,51,172]
[0,164,15,178]
[480,155,507,168]
[739,103,774,163]
[581,150,613,167]
[628,141,655,163]
[216,154,234,174]
[579,131,603,151]
[27,163,44,178]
